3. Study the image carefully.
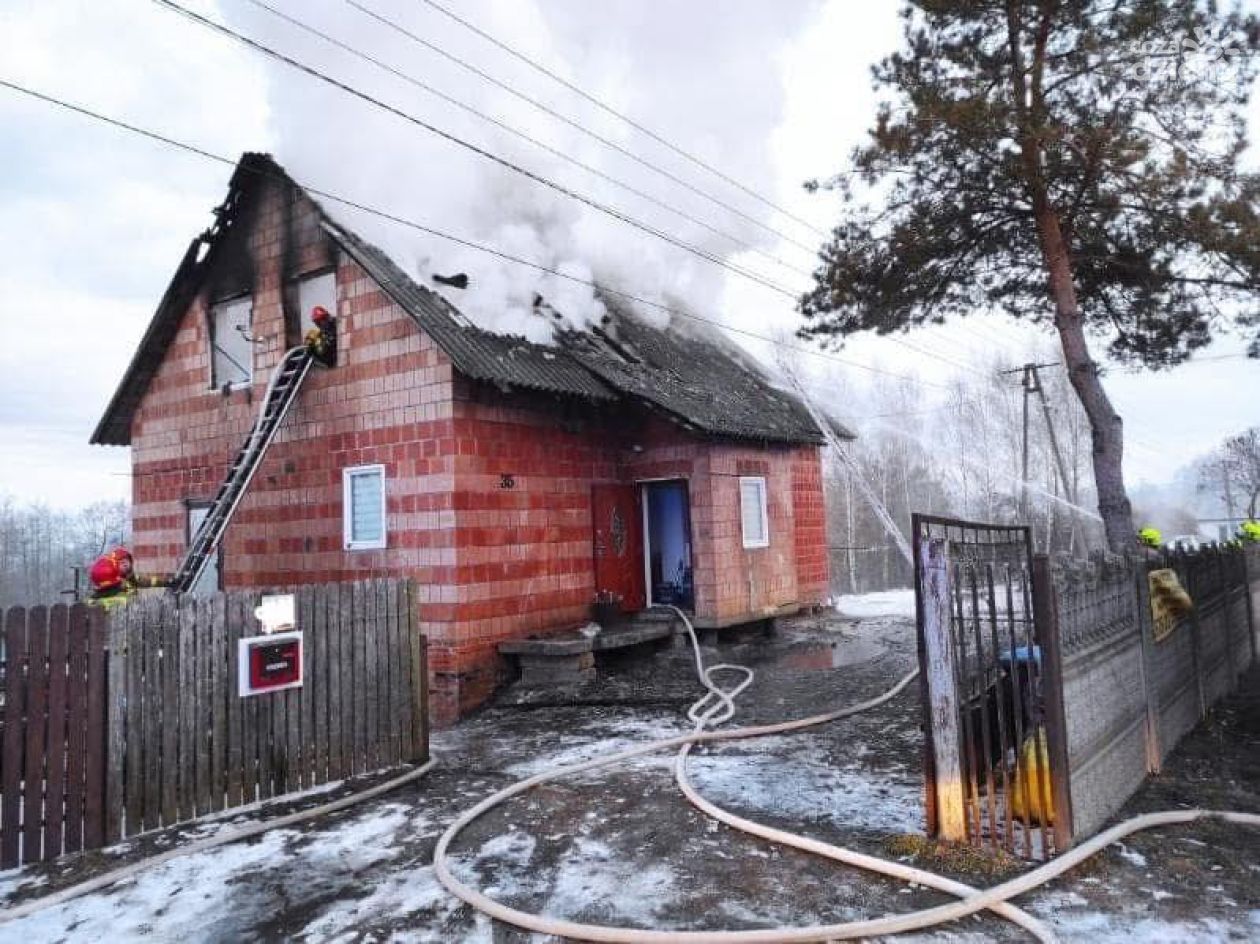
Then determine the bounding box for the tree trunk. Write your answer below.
[1036,210,1134,552]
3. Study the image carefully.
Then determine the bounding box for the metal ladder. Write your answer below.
[170,346,315,594]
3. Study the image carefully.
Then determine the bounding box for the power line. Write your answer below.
[0,77,953,393]
[243,0,814,284]
[151,0,802,300]
[153,2,1054,383]
[341,0,822,256]
[413,0,829,239]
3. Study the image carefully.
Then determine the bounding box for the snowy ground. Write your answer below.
[1,593,1257,942]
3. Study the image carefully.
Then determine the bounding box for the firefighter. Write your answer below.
[304,305,337,367]
[1137,525,1163,551]
[88,547,168,609]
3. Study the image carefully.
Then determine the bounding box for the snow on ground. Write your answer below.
[833,588,916,619]
[499,715,690,780]
[3,829,292,941]
[2,802,422,942]
[687,734,923,834]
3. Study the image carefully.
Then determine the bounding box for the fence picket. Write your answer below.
[44,606,70,860]
[225,594,244,809]
[394,581,411,763]
[354,581,369,775]
[271,623,289,796]
[177,599,196,820]
[240,594,258,806]
[142,600,163,832]
[311,582,328,786]
[209,594,227,812]
[64,606,89,854]
[327,582,346,780]
[83,609,107,850]
[157,596,177,828]
[22,607,49,863]
[338,582,355,778]
[1,608,28,868]
[363,580,378,771]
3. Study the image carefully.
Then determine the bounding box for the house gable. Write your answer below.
[96,152,831,450]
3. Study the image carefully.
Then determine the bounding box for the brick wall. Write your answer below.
[125,176,832,723]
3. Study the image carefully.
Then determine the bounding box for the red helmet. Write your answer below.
[90,554,125,593]
[110,546,134,577]
[311,305,332,325]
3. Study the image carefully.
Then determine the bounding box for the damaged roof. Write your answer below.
[93,152,839,448]
[323,220,615,403]
[561,315,833,445]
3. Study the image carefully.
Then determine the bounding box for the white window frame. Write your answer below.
[739,476,769,549]
[209,294,254,390]
[343,464,388,550]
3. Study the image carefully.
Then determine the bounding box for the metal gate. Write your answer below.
[912,514,1071,860]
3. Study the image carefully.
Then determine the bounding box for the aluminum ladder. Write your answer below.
[170,346,315,594]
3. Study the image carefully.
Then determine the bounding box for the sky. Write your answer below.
[0,0,1256,509]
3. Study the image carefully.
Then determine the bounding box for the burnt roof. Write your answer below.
[561,315,834,445]
[93,152,838,448]
[323,221,616,403]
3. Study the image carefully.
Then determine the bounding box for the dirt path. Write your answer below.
[1,601,1257,942]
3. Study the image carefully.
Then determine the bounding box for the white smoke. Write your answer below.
[221,0,823,343]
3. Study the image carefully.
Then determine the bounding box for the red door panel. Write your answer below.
[591,484,645,611]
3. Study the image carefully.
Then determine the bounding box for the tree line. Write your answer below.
[0,496,130,608]
[815,342,1105,596]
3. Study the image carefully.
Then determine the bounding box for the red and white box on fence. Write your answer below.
[238,594,304,696]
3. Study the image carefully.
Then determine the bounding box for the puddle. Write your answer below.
[780,637,885,671]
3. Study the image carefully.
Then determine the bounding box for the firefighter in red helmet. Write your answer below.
[88,547,169,609]
[304,305,337,367]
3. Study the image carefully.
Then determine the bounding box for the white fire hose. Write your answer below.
[434,607,1260,942]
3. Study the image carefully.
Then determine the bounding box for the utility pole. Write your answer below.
[1001,362,1078,549]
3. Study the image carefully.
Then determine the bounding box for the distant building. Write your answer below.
[92,153,843,722]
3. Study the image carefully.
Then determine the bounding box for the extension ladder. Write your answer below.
[170,346,314,594]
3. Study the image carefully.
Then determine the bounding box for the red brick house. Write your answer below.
[92,154,841,722]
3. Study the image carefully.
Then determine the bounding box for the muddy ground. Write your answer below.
[1,600,1258,942]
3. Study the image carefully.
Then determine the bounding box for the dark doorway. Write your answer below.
[643,481,694,611]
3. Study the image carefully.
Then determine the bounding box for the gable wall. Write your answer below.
[129,177,460,614]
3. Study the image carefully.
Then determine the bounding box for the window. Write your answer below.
[739,476,769,549]
[210,295,253,388]
[186,502,220,597]
[297,271,336,336]
[343,465,387,550]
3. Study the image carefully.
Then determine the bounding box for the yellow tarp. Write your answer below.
[1149,569,1194,643]
[1009,729,1054,825]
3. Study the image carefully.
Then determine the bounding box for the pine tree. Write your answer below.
[800,0,1260,551]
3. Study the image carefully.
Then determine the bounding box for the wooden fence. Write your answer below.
[107,580,428,840]
[0,605,108,867]
[0,579,428,868]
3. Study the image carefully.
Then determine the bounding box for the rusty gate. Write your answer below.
[912,514,1071,860]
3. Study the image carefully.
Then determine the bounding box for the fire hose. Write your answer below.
[433,607,1260,942]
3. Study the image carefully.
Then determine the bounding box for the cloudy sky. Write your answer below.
[0,0,1256,508]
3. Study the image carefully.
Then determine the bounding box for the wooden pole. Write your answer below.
[919,536,966,842]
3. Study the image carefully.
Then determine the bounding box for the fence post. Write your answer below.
[1239,541,1249,665]
[1133,563,1163,774]
[1186,555,1208,720]
[1031,555,1074,852]
[919,536,966,842]
[105,608,127,843]
[1218,548,1238,689]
